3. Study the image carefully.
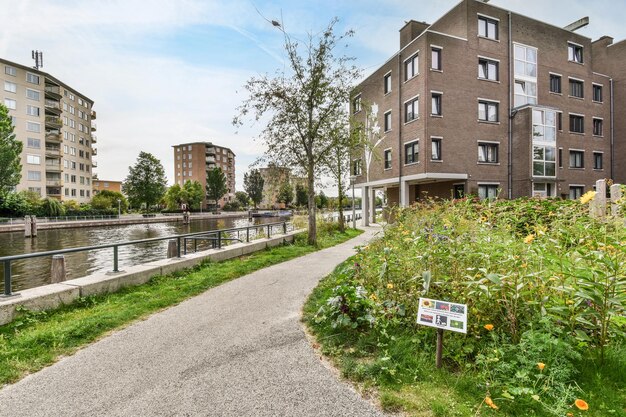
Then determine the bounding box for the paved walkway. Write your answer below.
[0,227,386,417]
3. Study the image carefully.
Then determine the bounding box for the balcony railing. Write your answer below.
[45,132,61,143]
[45,116,62,128]
[45,163,62,172]
[92,148,98,156]
[44,85,62,98]
[206,156,215,163]
[91,121,97,131]
[91,161,98,168]
[91,135,97,143]
[46,180,62,187]
[45,147,61,158]
[90,110,97,120]
[44,99,62,115]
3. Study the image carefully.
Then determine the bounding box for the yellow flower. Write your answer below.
[574,399,589,410]
[521,263,528,268]
[567,413,574,417]
[369,293,377,301]
[485,397,498,410]
[484,324,494,331]
[537,362,545,371]
[387,283,394,289]
[524,234,535,244]
[579,191,596,204]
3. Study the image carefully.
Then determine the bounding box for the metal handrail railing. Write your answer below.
[1,221,292,296]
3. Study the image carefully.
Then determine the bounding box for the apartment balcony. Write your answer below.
[91,135,97,144]
[45,131,61,143]
[206,156,215,163]
[45,116,62,129]
[45,162,62,173]
[90,110,96,120]
[206,163,217,171]
[92,148,98,156]
[205,147,216,155]
[44,85,62,100]
[45,146,61,158]
[46,187,62,197]
[91,121,97,132]
[91,160,98,168]
[44,99,62,116]
[46,179,62,187]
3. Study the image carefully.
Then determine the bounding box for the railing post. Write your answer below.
[218,231,222,249]
[183,238,187,255]
[246,227,250,243]
[267,224,271,239]
[3,260,11,296]
[51,255,66,283]
[194,238,198,252]
[177,237,182,257]
[283,222,287,234]
[113,246,119,272]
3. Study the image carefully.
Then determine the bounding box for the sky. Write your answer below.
[1,0,625,193]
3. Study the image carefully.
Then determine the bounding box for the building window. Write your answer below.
[569,150,584,168]
[478,142,498,163]
[384,110,392,131]
[431,138,442,161]
[26,73,40,85]
[4,81,16,93]
[559,148,563,168]
[514,80,537,106]
[549,74,562,93]
[5,66,16,76]
[478,100,498,122]
[384,73,392,94]
[569,79,584,98]
[26,121,41,133]
[593,152,603,170]
[71,189,76,197]
[569,115,584,133]
[26,154,41,165]
[27,138,41,148]
[478,184,499,200]
[404,141,419,164]
[533,182,554,198]
[80,190,85,197]
[569,186,584,200]
[384,149,392,169]
[533,109,557,142]
[26,105,40,116]
[478,16,498,40]
[593,118,603,136]
[30,187,42,195]
[352,159,362,176]
[431,47,442,70]
[593,84,603,102]
[478,58,498,81]
[533,146,556,177]
[27,171,41,181]
[514,44,537,77]
[431,93,442,116]
[404,53,418,81]
[404,98,418,122]
[26,89,39,101]
[568,42,583,63]
[352,95,361,114]
[4,98,16,110]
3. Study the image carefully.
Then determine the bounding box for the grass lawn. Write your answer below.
[0,226,362,386]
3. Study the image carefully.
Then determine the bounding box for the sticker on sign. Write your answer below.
[417,297,467,334]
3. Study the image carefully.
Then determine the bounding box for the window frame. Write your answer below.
[549,73,562,94]
[478,57,499,81]
[404,97,418,123]
[569,185,584,200]
[478,15,499,40]
[404,53,419,81]
[478,142,499,164]
[352,94,362,114]
[383,148,392,170]
[478,99,499,122]
[383,72,392,95]
[431,47,442,71]
[404,140,419,165]
[478,184,499,200]
[593,118,603,136]
[593,152,603,170]
[431,92,442,116]
[569,78,584,99]
[4,81,17,93]
[568,42,584,64]
[569,114,585,134]
[384,110,392,132]
[5,66,16,76]
[569,150,585,169]
[592,84,603,103]
[26,72,40,85]
[431,137,442,161]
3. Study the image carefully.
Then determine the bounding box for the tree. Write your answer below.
[206,167,227,210]
[122,151,167,211]
[316,191,328,209]
[235,18,361,245]
[235,191,250,208]
[277,181,293,207]
[91,190,128,212]
[40,197,64,217]
[244,169,264,209]
[164,184,183,210]
[0,103,22,195]
[182,180,204,210]
[295,184,308,208]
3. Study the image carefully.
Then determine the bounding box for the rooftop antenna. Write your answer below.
[31,50,43,70]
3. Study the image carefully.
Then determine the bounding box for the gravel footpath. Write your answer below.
[0,226,387,417]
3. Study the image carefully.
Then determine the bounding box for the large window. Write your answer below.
[514,80,537,106]
[514,44,537,78]
[352,159,362,176]
[478,100,498,122]
[569,186,584,200]
[26,105,40,116]
[593,152,603,170]
[478,58,498,81]
[478,184,499,200]
[593,118,603,136]
[478,142,498,163]
[5,66,16,76]
[569,150,584,168]
[4,81,16,93]
[568,42,583,63]
[549,74,562,93]
[431,48,442,70]
[533,109,557,142]
[384,149,392,170]
[27,171,41,181]
[404,141,419,164]
[26,89,39,101]
[405,98,418,123]
[4,98,16,110]
[569,79,584,98]
[352,95,361,114]
[26,73,40,84]
[27,154,41,165]
[384,73,392,94]
[27,138,41,148]
[26,121,40,133]
[569,114,584,133]
[384,110,392,131]
[533,146,556,177]
[533,183,554,198]
[431,93,442,116]
[431,138,442,161]
[478,16,498,40]
[593,84,603,102]
[404,53,418,81]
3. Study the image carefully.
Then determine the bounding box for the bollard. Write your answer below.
[31,215,37,237]
[24,216,32,238]
[51,255,66,283]
[167,239,178,258]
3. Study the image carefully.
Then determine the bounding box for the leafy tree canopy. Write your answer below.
[244,169,264,209]
[122,151,167,211]
[0,103,22,195]
[206,167,227,208]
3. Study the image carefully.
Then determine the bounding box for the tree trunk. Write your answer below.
[307,164,317,246]
[337,177,345,232]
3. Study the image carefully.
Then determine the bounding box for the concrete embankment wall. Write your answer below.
[0,230,303,325]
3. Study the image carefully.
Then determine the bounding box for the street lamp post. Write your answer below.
[117,199,121,220]
[350,175,357,229]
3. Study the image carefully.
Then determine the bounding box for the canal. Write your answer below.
[0,216,282,293]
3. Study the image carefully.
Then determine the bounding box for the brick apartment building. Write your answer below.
[1,57,97,203]
[172,142,235,209]
[352,0,625,224]
[92,179,122,195]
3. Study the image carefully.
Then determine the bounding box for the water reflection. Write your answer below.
[0,216,281,292]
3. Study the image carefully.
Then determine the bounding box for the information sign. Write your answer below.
[417,297,467,334]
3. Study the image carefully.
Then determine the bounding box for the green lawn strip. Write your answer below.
[0,228,362,386]
[303,258,626,417]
